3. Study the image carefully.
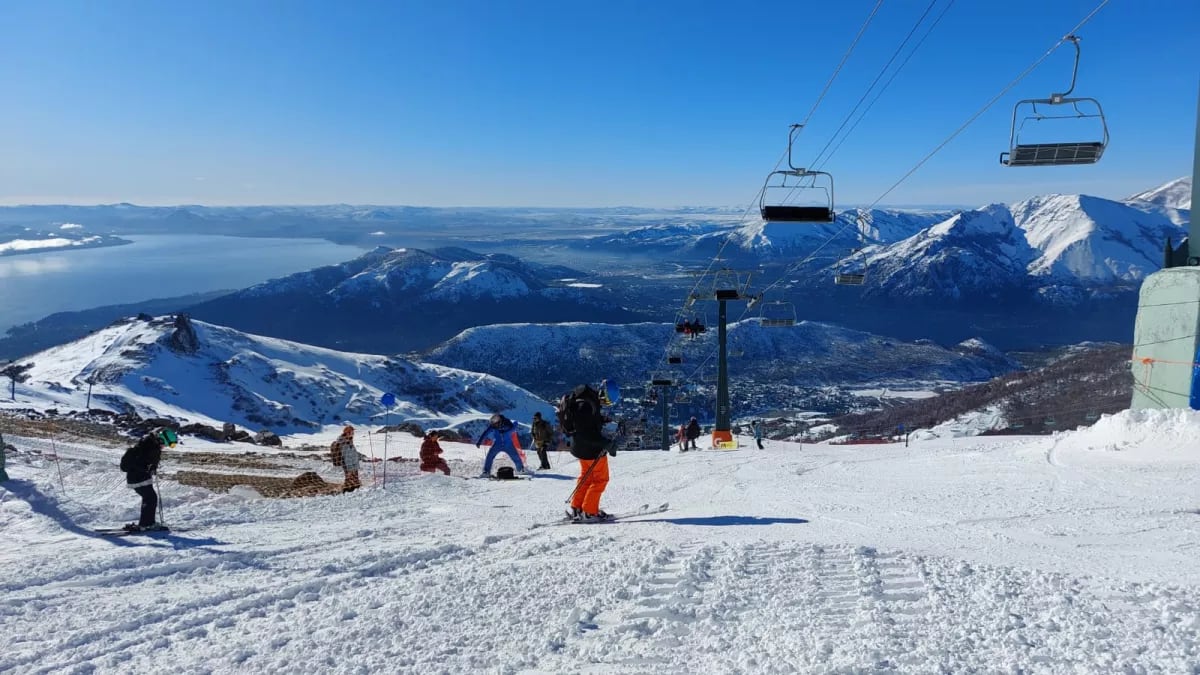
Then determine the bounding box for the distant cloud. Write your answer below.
[59,223,84,229]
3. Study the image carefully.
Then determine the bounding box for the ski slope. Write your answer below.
[2,408,1199,673]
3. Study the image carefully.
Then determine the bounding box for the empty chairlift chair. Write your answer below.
[834,258,867,286]
[760,124,836,223]
[759,301,797,328]
[1000,35,1108,167]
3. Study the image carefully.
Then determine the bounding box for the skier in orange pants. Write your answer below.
[570,455,610,519]
[559,380,619,523]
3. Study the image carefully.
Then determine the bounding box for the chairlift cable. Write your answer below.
[814,0,958,174]
[807,0,943,171]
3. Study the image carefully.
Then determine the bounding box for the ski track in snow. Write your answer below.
[3,409,1200,673]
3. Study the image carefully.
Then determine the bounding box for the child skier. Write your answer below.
[330,425,362,493]
[119,430,167,531]
[419,430,451,476]
[752,420,765,449]
[476,414,529,478]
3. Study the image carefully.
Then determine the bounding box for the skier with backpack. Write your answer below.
[476,413,530,478]
[530,412,554,471]
[330,425,362,493]
[558,380,619,523]
[685,417,701,451]
[119,428,173,532]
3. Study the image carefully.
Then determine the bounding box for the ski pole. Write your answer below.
[366,430,378,487]
[48,430,66,494]
[155,472,166,526]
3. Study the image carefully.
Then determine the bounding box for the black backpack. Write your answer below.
[495,466,516,480]
[556,384,604,436]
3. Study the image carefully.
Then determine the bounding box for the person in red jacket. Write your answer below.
[420,430,451,475]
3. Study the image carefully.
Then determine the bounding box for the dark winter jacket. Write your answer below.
[531,418,554,447]
[120,436,162,488]
[419,436,444,470]
[686,420,701,440]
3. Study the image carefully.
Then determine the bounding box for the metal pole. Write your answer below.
[1189,87,1200,262]
[382,411,389,488]
[86,380,93,409]
[716,299,731,438]
[660,387,670,451]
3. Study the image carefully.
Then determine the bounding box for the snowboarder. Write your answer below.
[752,420,765,450]
[530,412,554,470]
[476,414,529,478]
[686,417,701,451]
[419,430,451,476]
[330,425,362,493]
[559,381,618,522]
[119,430,166,531]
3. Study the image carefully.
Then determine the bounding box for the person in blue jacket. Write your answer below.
[752,419,765,449]
[476,413,530,478]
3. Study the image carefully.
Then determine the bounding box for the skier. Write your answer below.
[530,412,554,470]
[119,430,167,532]
[330,425,362,493]
[476,413,529,478]
[560,380,619,522]
[752,419,765,449]
[676,423,688,452]
[419,430,451,476]
[686,417,701,451]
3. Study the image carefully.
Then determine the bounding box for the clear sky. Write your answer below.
[0,0,1196,208]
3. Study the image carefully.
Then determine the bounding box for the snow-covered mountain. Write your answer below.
[1127,176,1192,210]
[729,208,953,256]
[185,246,643,354]
[423,319,1019,401]
[816,193,1186,305]
[0,314,551,434]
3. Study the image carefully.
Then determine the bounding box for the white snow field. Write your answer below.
[3,409,1199,673]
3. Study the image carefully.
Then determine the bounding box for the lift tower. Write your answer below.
[687,269,757,447]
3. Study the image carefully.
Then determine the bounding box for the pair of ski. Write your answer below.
[529,502,669,530]
[94,525,175,537]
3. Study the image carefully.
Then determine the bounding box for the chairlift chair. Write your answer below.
[834,257,867,285]
[759,300,797,328]
[674,309,708,335]
[760,124,836,222]
[712,268,749,300]
[1000,36,1108,167]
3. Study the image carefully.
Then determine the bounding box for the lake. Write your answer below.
[0,235,365,332]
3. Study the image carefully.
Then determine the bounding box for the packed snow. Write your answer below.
[3,408,1198,673]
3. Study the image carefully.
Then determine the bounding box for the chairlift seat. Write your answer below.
[651,378,673,386]
[1001,142,1104,167]
[835,272,866,285]
[668,356,683,364]
[714,289,741,300]
[759,318,795,328]
[761,205,836,223]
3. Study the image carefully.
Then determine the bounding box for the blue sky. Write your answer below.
[0,0,1195,207]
